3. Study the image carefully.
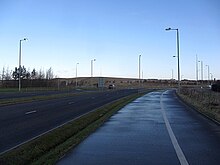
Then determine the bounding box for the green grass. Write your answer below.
[0,92,147,165]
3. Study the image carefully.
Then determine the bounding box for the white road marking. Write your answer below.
[0,96,125,155]
[25,110,37,115]
[68,102,75,105]
[160,91,189,165]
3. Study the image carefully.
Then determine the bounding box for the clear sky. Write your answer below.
[0,0,219,80]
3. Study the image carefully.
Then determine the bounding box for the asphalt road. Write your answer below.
[58,90,220,165]
[0,89,84,100]
[0,89,138,154]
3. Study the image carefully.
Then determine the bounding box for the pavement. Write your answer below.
[0,89,138,154]
[58,90,220,165]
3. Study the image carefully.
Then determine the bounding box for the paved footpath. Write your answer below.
[58,90,220,165]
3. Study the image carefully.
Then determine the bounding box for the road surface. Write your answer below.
[0,89,83,100]
[0,89,138,154]
[58,90,220,165]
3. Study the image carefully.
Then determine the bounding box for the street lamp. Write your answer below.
[171,69,174,80]
[196,54,199,83]
[75,63,79,87]
[18,38,28,91]
[210,73,213,82]
[139,55,141,87]
[200,60,203,82]
[91,59,96,77]
[166,28,180,92]
[206,65,210,81]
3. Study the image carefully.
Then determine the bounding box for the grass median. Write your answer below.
[0,92,147,165]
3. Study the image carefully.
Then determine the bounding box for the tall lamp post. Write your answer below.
[206,65,210,83]
[139,55,141,87]
[166,28,180,93]
[210,73,213,82]
[75,62,79,87]
[18,38,28,92]
[196,55,198,83]
[201,60,203,82]
[91,59,96,77]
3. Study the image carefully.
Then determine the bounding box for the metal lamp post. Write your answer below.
[75,63,79,87]
[196,55,198,83]
[136,54,142,93]
[139,55,141,87]
[91,59,96,77]
[210,73,213,82]
[18,38,28,92]
[206,65,210,85]
[201,60,203,82]
[166,28,180,93]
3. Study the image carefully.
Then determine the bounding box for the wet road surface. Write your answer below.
[58,90,220,165]
[0,89,84,100]
[0,89,138,154]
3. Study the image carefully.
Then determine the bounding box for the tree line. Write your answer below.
[0,66,55,81]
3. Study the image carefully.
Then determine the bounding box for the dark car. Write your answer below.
[108,84,115,89]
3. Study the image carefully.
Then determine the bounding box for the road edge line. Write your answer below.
[160,90,189,165]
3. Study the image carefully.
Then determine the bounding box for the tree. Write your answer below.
[12,67,19,80]
[46,67,53,80]
[12,66,30,80]
[2,67,5,81]
[5,67,12,80]
[37,69,45,79]
[31,69,37,79]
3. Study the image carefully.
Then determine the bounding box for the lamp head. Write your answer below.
[165,28,171,31]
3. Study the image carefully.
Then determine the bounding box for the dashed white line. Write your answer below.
[68,102,75,105]
[25,110,37,115]
[160,91,189,165]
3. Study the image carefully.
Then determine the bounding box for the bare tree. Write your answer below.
[5,67,12,80]
[38,69,45,79]
[46,67,53,80]
[2,67,5,81]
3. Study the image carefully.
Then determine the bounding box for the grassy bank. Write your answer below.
[178,87,220,123]
[0,92,146,165]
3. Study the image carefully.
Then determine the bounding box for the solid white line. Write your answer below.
[160,91,189,165]
[0,95,132,156]
[25,110,37,115]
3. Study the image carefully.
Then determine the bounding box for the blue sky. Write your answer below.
[0,0,219,80]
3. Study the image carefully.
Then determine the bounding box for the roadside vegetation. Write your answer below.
[0,92,147,165]
[178,87,220,123]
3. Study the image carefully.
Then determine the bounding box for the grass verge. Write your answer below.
[0,92,146,165]
[177,87,220,123]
